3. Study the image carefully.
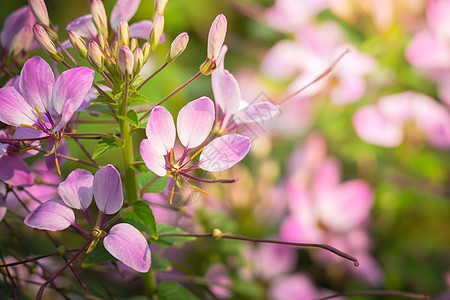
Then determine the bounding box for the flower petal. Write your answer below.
[24,199,75,231]
[52,67,95,116]
[110,0,141,31]
[177,97,215,149]
[1,6,34,50]
[145,106,175,155]
[0,156,34,186]
[233,102,280,125]
[140,139,167,176]
[18,56,55,113]
[212,67,241,115]
[93,164,123,214]
[199,133,250,172]
[104,223,151,273]
[57,169,93,211]
[66,15,97,40]
[0,86,36,126]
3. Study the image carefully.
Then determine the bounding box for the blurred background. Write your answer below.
[1,0,449,299]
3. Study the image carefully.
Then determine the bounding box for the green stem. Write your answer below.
[119,82,138,206]
[142,269,157,298]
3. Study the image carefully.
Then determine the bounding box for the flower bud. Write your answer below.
[10,26,34,59]
[129,37,138,52]
[166,32,188,63]
[87,41,104,72]
[200,14,227,75]
[118,45,134,76]
[154,0,168,16]
[133,48,143,74]
[97,33,108,50]
[69,30,87,58]
[91,0,108,37]
[118,20,130,47]
[33,24,63,62]
[28,0,50,28]
[207,14,227,61]
[142,42,151,63]
[149,14,164,51]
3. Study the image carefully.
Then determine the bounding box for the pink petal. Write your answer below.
[318,180,373,232]
[207,14,227,60]
[377,92,412,124]
[330,76,366,105]
[199,133,250,172]
[110,0,141,31]
[140,139,167,176]
[57,169,93,211]
[1,6,34,51]
[233,102,280,125]
[52,67,95,129]
[405,30,450,69]
[427,0,450,42]
[353,105,404,147]
[24,199,75,231]
[18,56,55,113]
[211,67,242,115]
[0,143,7,159]
[269,274,318,300]
[104,223,151,273]
[312,158,340,199]
[65,15,98,40]
[177,97,215,149]
[0,87,36,126]
[93,165,123,214]
[145,106,175,155]
[0,156,34,186]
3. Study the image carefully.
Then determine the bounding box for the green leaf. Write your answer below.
[122,201,158,239]
[151,224,196,247]
[156,282,199,300]
[136,171,168,194]
[128,93,149,105]
[92,137,124,159]
[82,247,117,267]
[86,104,116,115]
[151,253,171,272]
[117,110,140,127]
[91,95,116,105]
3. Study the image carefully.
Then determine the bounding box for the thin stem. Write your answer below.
[34,148,101,169]
[138,175,159,198]
[55,39,79,67]
[73,119,117,124]
[60,60,72,69]
[157,232,359,266]
[0,249,81,268]
[36,237,93,300]
[0,251,18,300]
[139,71,202,122]
[317,290,430,300]
[135,62,168,92]
[65,132,122,141]
[180,172,238,184]
[142,270,157,298]
[72,137,99,167]
[277,49,350,105]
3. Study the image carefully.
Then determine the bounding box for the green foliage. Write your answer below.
[92,136,124,159]
[151,224,196,247]
[122,201,158,239]
[136,171,169,194]
[82,247,118,267]
[156,282,199,300]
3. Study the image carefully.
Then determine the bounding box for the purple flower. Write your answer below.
[140,97,251,203]
[1,6,36,59]
[24,165,151,273]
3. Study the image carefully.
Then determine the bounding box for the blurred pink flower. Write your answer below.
[204,263,233,299]
[353,91,450,149]
[268,273,319,300]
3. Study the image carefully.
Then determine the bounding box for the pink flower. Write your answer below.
[353,91,450,149]
[24,165,151,273]
[139,97,251,203]
[0,6,35,59]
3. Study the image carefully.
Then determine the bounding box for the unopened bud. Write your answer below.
[166,32,188,63]
[97,33,107,50]
[33,24,63,62]
[207,14,227,61]
[129,37,138,52]
[142,42,151,63]
[118,45,134,76]
[69,30,87,58]
[87,41,104,72]
[212,228,223,241]
[91,0,108,36]
[10,26,34,59]
[154,0,168,16]
[118,20,130,47]
[28,0,50,28]
[133,48,143,74]
[149,14,164,50]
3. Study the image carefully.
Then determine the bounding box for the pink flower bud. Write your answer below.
[149,14,164,50]
[142,42,151,63]
[154,0,168,16]
[118,20,130,47]
[129,37,138,52]
[87,41,104,72]
[97,33,108,50]
[28,0,50,28]
[166,32,189,63]
[91,0,108,36]
[33,24,63,62]
[133,48,143,73]
[118,45,134,76]
[69,30,87,58]
[207,14,227,61]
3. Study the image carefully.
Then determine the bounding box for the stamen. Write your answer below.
[52,115,62,129]
[20,124,38,130]
[190,146,205,160]
[170,148,174,165]
[55,156,61,175]
[169,185,175,205]
[192,185,209,196]
[34,106,46,125]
